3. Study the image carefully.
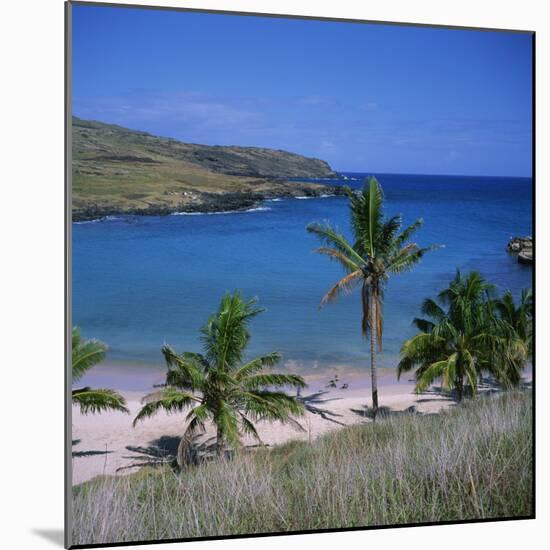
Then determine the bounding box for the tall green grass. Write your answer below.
[72,391,532,545]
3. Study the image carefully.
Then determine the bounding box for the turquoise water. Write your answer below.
[73,173,532,381]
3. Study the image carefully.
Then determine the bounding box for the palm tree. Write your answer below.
[307,177,436,414]
[134,292,306,461]
[494,288,532,350]
[493,288,533,385]
[72,327,129,414]
[397,271,529,400]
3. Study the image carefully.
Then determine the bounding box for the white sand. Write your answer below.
[71,371,455,485]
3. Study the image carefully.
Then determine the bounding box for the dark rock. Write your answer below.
[507,236,532,252]
[72,184,347,222]
[507,236,533,266]
[518,250,533,265]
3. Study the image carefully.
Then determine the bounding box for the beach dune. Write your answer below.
[71,372,455,485]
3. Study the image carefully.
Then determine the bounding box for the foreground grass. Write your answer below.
[72,391,532,545]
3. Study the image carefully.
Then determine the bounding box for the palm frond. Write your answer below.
[213,401,241,449]
[184,407,208,439]
[162,346,207,390]
[412,317,435,333]
[234,352,282,380]
[238,413,263,445]
[72,387,129,415]
[242,373,306,390]
[462,348,478,394]
[201,292,264,370]
[72,326,82,348]
[361,278,371,336]
[348,177,384,258]
[72,327,107,382]
[314,247,361,273]
[133,388,198,427]
[394,218,424,248]
[320,269,363,307]
[415,359,451,393]
[306,222,366,266]
[398,332,446,379]
[387,245,439,274]
[359,279,384,350]
[378,215,402,255]
[242,390,305,420]
[420,298,446,321]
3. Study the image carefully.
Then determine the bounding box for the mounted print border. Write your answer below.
[65,2,535,548]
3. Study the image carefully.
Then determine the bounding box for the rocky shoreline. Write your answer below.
[507,236,533,265]
[73,183,347,222]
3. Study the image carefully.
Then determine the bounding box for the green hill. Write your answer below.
[72,117,342,220]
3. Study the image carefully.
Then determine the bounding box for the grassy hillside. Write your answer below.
[72,391,532,545]
[72,117,342,220]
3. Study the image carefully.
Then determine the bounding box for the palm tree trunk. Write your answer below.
[177,436,191,469]
[370,295,379,417]
[455,376,463,402]
[216,429,224,458]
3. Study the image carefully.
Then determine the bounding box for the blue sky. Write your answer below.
[72,5,533,176]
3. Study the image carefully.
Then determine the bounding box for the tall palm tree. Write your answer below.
[397,271,528,400]
[134,292,306,461]
[307,177,436,414]
[72,327,129,414]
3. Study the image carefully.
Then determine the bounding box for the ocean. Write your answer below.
[73,173,532,389]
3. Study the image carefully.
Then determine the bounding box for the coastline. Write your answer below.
[72,179,347,222]
[72,360,533,485]
[72,370,454,485]
[74,358,405,393]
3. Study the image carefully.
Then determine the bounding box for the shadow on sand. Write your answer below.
[350,404,422,420]
[72,438,114,458]
[298,390,346,425]
[72,449,114,458]
[351,375,532,420]
[350,385,456,420]
[118,435,228,473]
[118,435,182,472]
[118,391,349,473]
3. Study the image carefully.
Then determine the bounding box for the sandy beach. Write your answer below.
[71,369,456,485]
